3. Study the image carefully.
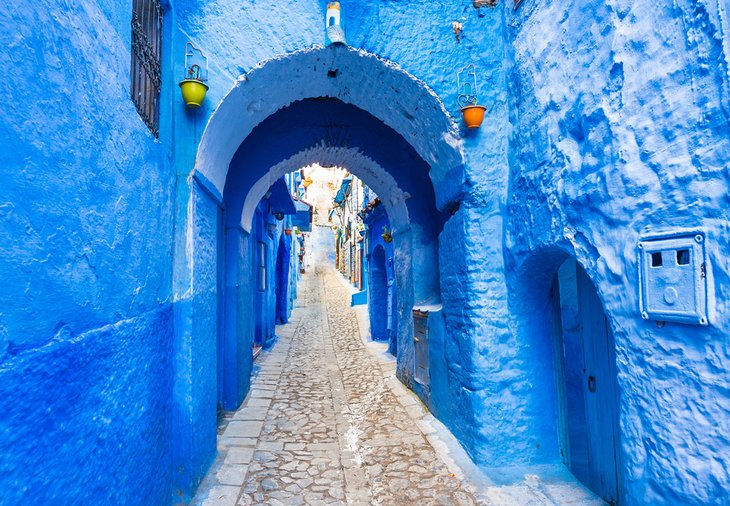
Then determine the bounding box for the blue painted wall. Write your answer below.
[2,0,728,505]
[0,307,173,505]
[363,203,396,352]
[506,1,730,503]
[0,0,179,503]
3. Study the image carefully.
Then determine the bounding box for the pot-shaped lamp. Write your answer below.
[457,64,487,129]
[179,43,209,108]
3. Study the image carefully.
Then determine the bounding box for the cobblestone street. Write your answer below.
[191,265,477,505]
[192,264,602,506]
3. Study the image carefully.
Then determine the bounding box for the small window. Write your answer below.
[257,242,267,292]
[131,0,163,137]
[651,252,663,267]
[676,249,690,266]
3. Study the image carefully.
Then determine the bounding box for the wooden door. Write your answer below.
[576,266,622,505]
[553,260,622,505]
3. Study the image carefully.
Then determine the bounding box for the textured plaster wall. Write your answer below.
[0,1,175,351]
[0,0,177,503]
[173,182,221,494]
[0,307,173,505]
[507,0,730,504]
[3,0,726,504]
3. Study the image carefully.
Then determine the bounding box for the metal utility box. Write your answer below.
[638,233,708,325]
[413,310,430,386]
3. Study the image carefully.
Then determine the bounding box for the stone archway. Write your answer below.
[194,46,465,210]
[172,46,465,497]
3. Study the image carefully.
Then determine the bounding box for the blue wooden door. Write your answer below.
[576,265,622,505]
[554,260,622,505]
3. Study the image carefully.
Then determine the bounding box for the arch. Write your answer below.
[175,47,466,496]
[220,97,445,305]
[241,147,409,234]
[508,246,624,504]
[194,46,465,211]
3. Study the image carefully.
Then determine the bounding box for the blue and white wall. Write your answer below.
[1,0,728,505]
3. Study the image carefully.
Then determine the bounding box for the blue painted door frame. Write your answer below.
[553,259,623,505]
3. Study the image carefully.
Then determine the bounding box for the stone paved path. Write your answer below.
[191,266,477,505]
[191,264,604,506]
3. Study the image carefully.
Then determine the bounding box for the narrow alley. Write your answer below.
[191,232,602,506]
[4,2,729,505]
[192,261,477,505]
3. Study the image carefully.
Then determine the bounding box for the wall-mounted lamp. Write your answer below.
[326,2,346,46]
[457,64,487,128]
[178,42,209,108]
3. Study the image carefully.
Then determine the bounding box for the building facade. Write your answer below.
[0,1,728,505]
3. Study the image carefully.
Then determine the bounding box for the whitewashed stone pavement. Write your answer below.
[191,265,605,506]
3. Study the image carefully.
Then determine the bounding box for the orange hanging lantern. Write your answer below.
[457,63,487,129]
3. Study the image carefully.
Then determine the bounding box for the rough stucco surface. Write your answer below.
[1,0,728,505]
[0,306,173,505]
[507,0,730,504]
[0,1,174,350]
[172,184,221,494]
[0,1,177,503]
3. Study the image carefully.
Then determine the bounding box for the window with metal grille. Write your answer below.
[131,0,163,137]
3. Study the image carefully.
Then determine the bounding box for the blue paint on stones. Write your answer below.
[0,0,179,503]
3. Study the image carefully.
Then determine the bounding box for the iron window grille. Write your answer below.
[131,0,163,137]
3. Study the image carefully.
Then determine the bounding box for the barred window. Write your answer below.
[131,0,163,137]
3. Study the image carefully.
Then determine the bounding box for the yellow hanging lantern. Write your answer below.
[179,42,209,108]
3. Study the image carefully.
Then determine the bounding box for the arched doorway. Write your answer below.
[369,245,388,341]
[551,257,623,505]
[274,232,291,325]
[171,46,465,496]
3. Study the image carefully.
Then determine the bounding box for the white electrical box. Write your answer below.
[638,233,708,325]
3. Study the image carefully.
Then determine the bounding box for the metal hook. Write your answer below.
[456,64,479,108]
